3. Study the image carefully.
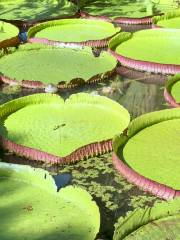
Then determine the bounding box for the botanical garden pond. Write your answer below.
[0,1,180,240]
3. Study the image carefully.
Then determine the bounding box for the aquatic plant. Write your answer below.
[109,29,180,74]
[113,198,180,239]
[0,93,130,164]
[164,74,180,107]
[28,18,120,48]
[0,162,100,240]
[0,43,117,89]
[0,0,77,21]
[153,9,180,28]
[113,108,180,199]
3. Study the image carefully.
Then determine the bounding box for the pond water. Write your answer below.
[0,1,178,239]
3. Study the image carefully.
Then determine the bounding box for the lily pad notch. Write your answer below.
[0,162,100,240]
[113,108,180,200]
[164,74,180,107]
[0,93,130,164]
[113,198,180,240]
[28,19,121,48]
[108,30,180,75]
[0,44,117,89]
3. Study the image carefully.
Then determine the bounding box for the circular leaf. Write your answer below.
[0,162,100,240]
[113,108,180,199]
[0,44,117,88]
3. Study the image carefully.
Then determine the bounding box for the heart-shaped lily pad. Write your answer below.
[0,93,130,164]
[153,9,180,29]
[0,162,100,240]
[0,0,76,21]
[80,0,178,24]
[164,74,180,107]
[113,108,180,199]
[0,44,117,89]
[0,21,18,43]
[109,29,180,74]
[28,19,120,47]
[113,198,180,240]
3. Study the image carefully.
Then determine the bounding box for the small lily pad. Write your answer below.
[0,93,130,163]
[113,108,180,199]
[0,162,100,240]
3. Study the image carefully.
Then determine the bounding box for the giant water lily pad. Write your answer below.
[0,162,100,240]
[0,44,117,88]
[0,21,18,42]
[164,74,180,107]
[113,198,180,240]
[28,18,120,47]
[109,29,180,74]
[80,0,178,24]
[153,9,180,28]
[0,0,76,21]
[113,108,180,199]
[0,93,130,163]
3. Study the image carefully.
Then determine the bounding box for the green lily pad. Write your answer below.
[28,18,120,43]
[113,198,180,240]
[0,162,100,240]
[165,74,180,106]
[153,9,180,28]
[0,21,18,42]
[80,0,178,19]
[109,29,180,74]
[0,93,130,163]
[0,0,76,21]
[115,29,180,65]
[0,44,117,88]
[113,108,180,197]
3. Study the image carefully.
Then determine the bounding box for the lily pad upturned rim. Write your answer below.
[80,11,153,25]
[113,198,180,240]
[112,108,180,200]
[0,93,130,164]
[0,44,117,89]
[27,18,121,48]
[0,162,100,240]
[108,31,180,75]
[152,9,180,29]
[164,74,180,107]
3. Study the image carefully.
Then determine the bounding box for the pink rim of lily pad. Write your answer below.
[0,136,112,164]
[0,69,116,89]
[164,75,180,107]
[112,152,180,200]
[109,49,180,75]
[80,11,153,25]
[28,31,120,48]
